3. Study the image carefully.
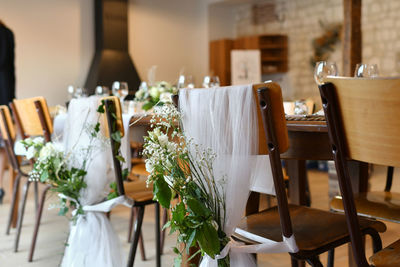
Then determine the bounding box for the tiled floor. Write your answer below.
[1,165,400,266]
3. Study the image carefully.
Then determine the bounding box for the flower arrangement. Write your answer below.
[143,104,229,266]
[134,81,178,111]
[14,102,127,221]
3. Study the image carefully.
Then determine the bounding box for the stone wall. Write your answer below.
[234,0,400,105]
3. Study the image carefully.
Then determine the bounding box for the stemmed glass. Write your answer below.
[202,76,220,88]
[95,86,110,96]
[354,64,379,78]
[74,88,88,98]
[112,81,129,102]
[314,61,338,85]
[67,85,75,100]
[177,75,195,89]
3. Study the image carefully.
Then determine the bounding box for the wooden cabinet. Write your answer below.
[210,34,288,85]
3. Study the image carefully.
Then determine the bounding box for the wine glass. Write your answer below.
[314,61,338,85]
[177,75,195,89]
[112,81,129,102]
[67,85,75,100]
[95,86,110,96]
[203,76,220,88]
[354,64,379,78]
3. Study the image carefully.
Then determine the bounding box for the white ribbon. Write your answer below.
[200,232,298,267]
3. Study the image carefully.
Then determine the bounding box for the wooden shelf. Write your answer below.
[209,34,288,84]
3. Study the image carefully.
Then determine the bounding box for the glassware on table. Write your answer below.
[67,85,75,100]
[177,75,195,89]
[314,61,338,85]
[202,75,220,88]
[74,87,88,98]
[95,86,110,96]
[112,81,129,102]
[354,64,379,78]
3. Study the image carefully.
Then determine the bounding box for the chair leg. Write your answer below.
[306,256,323,267]
[127,206,145,267]
[155,203,161,267]
[327,249,335,267]
[34,181,39,212]
[128,207,146,261]
[160,208,168,255]
[290,256,299,267]
[14,180,31,252]
[385,166,394,192]
[6,173,21,235]
[28,185,50,262]
[367,229,383,253]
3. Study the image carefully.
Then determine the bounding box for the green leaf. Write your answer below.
[186,197,210,218]
[97,104,105,113]
[94,122,100,133]
[173,254,182,267]
[58,206,68,216]
[173,247,180,254]
[196,222,220,258]
[111,131,121,143]
[172,202,186,224]
[186,229,197,250]
[142,102,155,111]
[115,155,126,163]
[153,178,172,208]
[40,170,49,182]
[162,220,171,230]
[122,168,129,180]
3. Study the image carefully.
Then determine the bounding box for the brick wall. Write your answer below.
[234,0,400,104]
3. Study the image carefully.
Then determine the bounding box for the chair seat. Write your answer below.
[330,191,400,223]
[124,179,154,202]
[234,204,386,252]
[370,239,400,267]
[130,163,149,177]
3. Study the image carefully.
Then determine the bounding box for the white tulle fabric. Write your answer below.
[61,96,130,267]
[179,85,298,267]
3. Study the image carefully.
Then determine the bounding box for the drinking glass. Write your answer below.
[314,61,338,85]
[177,75,195,89]
[95,86,110,96]
[112,81,129,101]
[354,64,379,78]
[74,87,83,98]
[203,76,220,88]
[67,85,75,100]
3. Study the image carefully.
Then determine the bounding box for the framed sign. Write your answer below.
[231,50,261,85]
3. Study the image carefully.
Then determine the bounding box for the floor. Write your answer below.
[0,165,399,266]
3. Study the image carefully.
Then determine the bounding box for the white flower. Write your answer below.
[33,137,44,145]
[145,161,154,173]
[160,92,172,103]
[14,141,27,156]
[135,89,145,100]
[39,142,58,160]
[158,134,168,147]
[26,146,36,160]
[149,86,161,99]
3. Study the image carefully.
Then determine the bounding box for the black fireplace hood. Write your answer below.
[85,0,141,94]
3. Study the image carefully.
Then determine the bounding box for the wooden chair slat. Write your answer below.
[100,96,124,138]
[0,105,16,141]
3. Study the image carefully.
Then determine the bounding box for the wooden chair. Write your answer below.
[102,96,161,267]
[232,82,385,267]
[1,105,31,239]
[11,97,53,262]
[320,77,400,266]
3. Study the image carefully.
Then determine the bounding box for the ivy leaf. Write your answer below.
[196,222,220,258]
[97,103,105,113]
[153,178,172,208]
[111,131,121,143]
[186,197,210,218]
[115,155,126,163]
[172,202,186,224]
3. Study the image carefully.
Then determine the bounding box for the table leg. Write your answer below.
[286,159,308,206]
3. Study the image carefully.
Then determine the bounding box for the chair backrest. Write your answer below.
[0,105,20,170]
[318,76,400,266]
[13,97,53,142]
[101,96,125,196]
[324,77,400,167]
[255,82,293,239]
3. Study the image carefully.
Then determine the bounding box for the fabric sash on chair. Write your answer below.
[179,84,298,267]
